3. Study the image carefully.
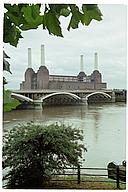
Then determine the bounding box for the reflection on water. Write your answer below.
[3,103,126,167]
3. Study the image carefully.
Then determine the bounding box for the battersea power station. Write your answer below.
[20,45,107,91]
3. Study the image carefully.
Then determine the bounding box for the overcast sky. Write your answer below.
[4,4,127,90]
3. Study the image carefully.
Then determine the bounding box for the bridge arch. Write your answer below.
[86,92,111,101]
[11,93,33,103]
[40,92,81,102]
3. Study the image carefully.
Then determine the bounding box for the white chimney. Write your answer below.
[28,48,32,68]
[94,52,98,70]
[41,44,45,66]
[80,55,84,71]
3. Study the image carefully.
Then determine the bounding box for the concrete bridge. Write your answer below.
[11,89,116,109]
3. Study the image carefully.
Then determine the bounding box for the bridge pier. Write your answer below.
[111,91,116,103]
[81,97,88,105]
[34,100,43,110]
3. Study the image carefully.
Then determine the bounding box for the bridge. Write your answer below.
[11,89,116,109]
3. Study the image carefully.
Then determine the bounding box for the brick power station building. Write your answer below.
[20,45,107,90]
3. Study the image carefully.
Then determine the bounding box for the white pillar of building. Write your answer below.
[94,52,98,70]
[41,44,45,66]
[28,48,32,68]
[80,55,84,71]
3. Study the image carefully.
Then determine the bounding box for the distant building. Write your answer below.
[20,45,107,90]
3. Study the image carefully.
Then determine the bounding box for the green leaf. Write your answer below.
[4,4,26,27]
[21,5,39,23]
[3,51,11,74]
[88,9,102,21]
[5,12,22,27]
[3,51,10,58]
[43,11,63,36]
[60,8,70,17]
[68,5,82,31]
[10,26,22,47]
[5,4,21,13]
[68,15,79,30]
[3,77,8,85]
[81,4,102,25]
[4,16,23,47]
[20,5,43,31]
[48,4,68,14]
[46,4,70,19]
[81,12,92,26]
[3,59,12,74]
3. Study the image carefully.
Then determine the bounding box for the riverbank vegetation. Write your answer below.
[3,89,20,112]
[3,122,86,189]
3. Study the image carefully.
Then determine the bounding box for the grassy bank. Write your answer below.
[43,176,126,190]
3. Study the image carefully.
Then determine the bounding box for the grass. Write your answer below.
[43,176,126,190]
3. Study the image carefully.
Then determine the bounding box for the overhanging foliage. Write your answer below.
[4,4,102,47]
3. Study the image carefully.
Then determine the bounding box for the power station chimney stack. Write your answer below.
[41,44,45,66]
[94,52,98,70]
[28,48,32,68]
[80,55,84,72]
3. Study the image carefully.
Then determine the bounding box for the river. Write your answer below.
[3,102,126,168]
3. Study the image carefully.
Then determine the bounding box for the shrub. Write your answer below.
[3,122,86,188]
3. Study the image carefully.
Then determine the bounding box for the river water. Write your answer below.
[3,102,126,168]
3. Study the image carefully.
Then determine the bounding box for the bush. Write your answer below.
[3,122,86,188]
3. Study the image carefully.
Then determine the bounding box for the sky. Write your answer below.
[3,4,127,90]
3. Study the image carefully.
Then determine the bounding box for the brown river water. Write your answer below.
[3,102,126,168]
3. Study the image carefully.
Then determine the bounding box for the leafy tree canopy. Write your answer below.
[4,4,102,47]
[3,122,86,188]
